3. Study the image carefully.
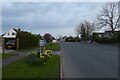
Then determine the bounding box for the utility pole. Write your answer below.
[16,39,19,50]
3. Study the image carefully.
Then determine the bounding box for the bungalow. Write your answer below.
[93,30,120,38]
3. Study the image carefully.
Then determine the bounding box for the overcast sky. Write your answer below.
[2,2,105,37]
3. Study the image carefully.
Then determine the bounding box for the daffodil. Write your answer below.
[40,53,42,56]
[44,52,47,55]
[40,55,42,57]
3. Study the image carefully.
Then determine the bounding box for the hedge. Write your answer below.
[16,31,40,49]
[65,37,81,42]
[92,33,120,44]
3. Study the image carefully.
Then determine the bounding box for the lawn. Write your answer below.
[2,53,17,59]
[45,42,61,51]
[2,55,60,78]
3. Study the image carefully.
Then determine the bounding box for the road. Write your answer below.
[60,42,118,78]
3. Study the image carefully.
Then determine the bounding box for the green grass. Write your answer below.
[2,55,60,78]
[2,53,16,59]
[45,42,61,51]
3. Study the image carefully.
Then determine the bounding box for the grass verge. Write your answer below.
[18,46,39,51]
[2,55,60,78]
[45,42,61,51]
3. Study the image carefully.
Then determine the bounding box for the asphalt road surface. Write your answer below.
[60,42,118,78]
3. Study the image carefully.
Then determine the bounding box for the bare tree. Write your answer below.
[96,2,120,35]
[75,21,95,40]
[75,23,84,36]
[84,21,95,36]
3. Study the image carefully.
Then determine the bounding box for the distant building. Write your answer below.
[93,30,120,38]
[62,36,67,42]
[97,33,105,38]
[52,40,57,43]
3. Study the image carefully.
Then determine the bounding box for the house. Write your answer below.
[2,28,22,49]
[2,28,21,38]
[58,35,67,42]
[52,40,57,43]
[62,36,67,42]
[93,32,105,38]
[104,31,120,37]
[93,30,120,38]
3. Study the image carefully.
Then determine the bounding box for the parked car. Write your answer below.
[6,40,16,49]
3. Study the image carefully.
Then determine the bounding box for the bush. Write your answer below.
[26,50,52,65]
[92,33,101,43]
[16,31,40,49]
[65,37,81,42]
[92,32,119,44]
[116,32,120,43]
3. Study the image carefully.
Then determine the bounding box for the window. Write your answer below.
[12,33,15,35]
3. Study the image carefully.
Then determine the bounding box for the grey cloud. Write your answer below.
[2,2,104,37]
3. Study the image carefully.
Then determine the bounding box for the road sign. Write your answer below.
[39,40,46,46]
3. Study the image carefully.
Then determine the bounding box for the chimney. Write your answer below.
[18,28,21,31]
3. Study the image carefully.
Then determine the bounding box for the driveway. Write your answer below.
[2,48,39,67]
[61,42,118,78]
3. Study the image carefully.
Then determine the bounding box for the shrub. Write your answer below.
[65,36,81,42]
[92,33,101,43]
[92,32,120,44]
[26,50,52,65]
[116,32,120,43]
